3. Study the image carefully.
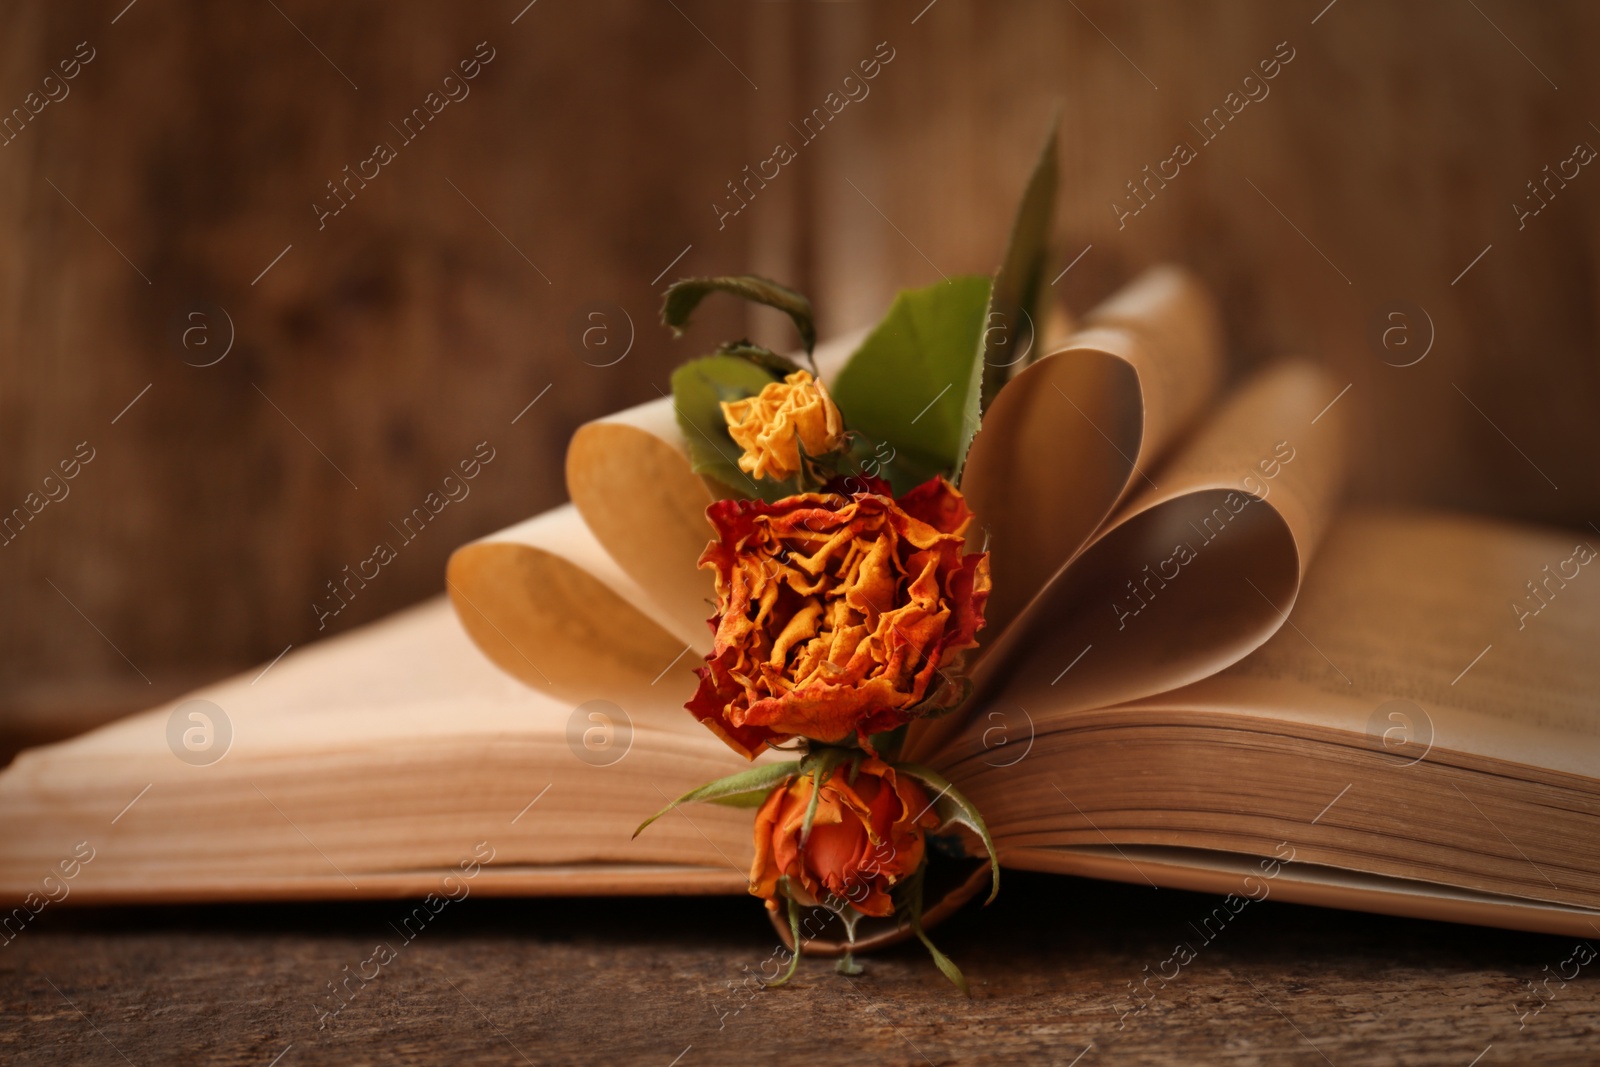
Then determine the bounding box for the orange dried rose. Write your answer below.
[749,758,937,918]
[688,476,991,759]
[720,370,844,482]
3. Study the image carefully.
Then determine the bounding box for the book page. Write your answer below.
[950,359,1350,735]
[958,338,1144,633]
[0,599,754,904]
[1005,845,1600,939]
[447,504,703,707]
[564,402,719,647]
[1080,264,1225,475]
[961,266,1223,634]
[1108,358,1349,581]
[1166,511,1600,777]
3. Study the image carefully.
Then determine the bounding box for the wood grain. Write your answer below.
[2,873,1596,1065]
[0,0,759,735]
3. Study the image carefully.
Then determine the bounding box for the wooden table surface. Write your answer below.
[2,872,1595,1066]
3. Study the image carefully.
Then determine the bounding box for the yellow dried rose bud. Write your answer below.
[720,370,844,482]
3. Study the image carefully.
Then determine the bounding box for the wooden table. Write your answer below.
[3,872,1595,1065]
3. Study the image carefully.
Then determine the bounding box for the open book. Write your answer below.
[3,268,1596,943]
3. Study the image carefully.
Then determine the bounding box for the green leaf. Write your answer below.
[909,873,970,996]
[661,275,817,356]
[987,110,1060,390]
[895,762,1001,905]
[957,111,1060,482]
[830,276,993,478]
[633,760,803,838]
[668,355,794,503]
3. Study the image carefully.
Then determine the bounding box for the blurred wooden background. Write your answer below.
[2,0,1597,752]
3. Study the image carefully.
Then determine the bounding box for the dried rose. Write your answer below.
[749,757,936,918]
[688,476,990,759]
[720,370,845,482]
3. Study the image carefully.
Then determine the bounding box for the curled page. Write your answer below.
[1080,263,1225,461]
[960,339,1143,634]
[960,266,1223,635]
[564,401,719,648]
[908,267,1224,759]
[970,358,1351,724]
[446,504,701,708]
[1111,358,1350,584]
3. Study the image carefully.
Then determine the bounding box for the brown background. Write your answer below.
[3,0,1597,750]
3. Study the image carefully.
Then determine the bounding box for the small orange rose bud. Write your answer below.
[720,370,845,482]
[749,758,937,918]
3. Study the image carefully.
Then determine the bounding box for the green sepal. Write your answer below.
[661,275,817,357]
[632,760,803,838]
[668,355,798,503]
[903,669,974,724]
[708,791,769,809]
[957,110,1060,483]
[865,723,908,760]
[798,747,852,846]
[835,431,942,499]
[715,339,803,378]
[895,762,1001,905]
[765,889,804,988]
[791,430,846,494]
[909,871,970,996]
